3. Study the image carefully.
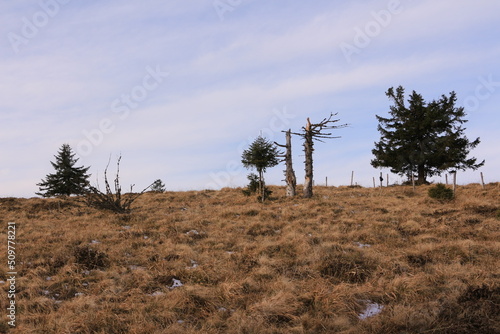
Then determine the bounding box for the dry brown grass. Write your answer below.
[0,183,499,333]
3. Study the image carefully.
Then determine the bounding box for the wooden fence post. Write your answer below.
[373,177,376,188]
[480,172,485,189]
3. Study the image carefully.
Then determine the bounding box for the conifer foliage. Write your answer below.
[372,86,484,184]
[36,144,90,197]
[241,136,280,202]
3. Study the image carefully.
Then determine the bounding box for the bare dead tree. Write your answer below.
[84,155,153,213]
[275,129,297,197]
[292,113,348,198]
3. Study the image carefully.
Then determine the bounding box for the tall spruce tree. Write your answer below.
[241,136,280,202]
[37,144,91,197]
[371,86,484,184]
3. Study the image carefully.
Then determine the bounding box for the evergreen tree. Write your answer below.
[241,136,280,201]
[372,86,484,184]
[36,144,91,197]
[150,179,166,193]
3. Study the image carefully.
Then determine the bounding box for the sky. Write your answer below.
[1,0,499,197]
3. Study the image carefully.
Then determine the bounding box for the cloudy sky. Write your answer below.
[1,0,499,197]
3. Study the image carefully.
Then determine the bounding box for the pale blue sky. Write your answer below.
[1,0,499,197]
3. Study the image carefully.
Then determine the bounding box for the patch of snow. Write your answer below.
[143,235,149,239]
[74,292,84,297]
[187,259,198,269]
[177,320,185,324]
[354,242,371,248]
[149,291,165,296]
[186,230,199,236]
[129,265,146,271]
[91,240,100,244]
[46,276,52,281]
[226,251,235,255]
[122,225,131,229]
[358,301,384,320]
[169,278,183,289]
[0,281,5,284]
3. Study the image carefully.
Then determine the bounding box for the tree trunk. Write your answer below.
[303,119,314,198]
[284,130,296,197]
[258,169,265,202]
[417,164,426,185]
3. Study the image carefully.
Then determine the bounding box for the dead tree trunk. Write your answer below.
[292,114,348,199]
[303,118,314,198]
[276,129,296,197]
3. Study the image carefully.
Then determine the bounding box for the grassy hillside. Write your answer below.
[1,184,499,333]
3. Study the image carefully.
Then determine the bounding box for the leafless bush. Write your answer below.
[84,156,152,214]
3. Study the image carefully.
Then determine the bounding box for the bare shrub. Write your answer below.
[84,156,152,214]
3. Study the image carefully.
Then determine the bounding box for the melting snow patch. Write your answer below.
[129,265,146,271]
[91,240,100,244]
[74,292,84,297]
[187,260,198,269]
[169,278,183,289]
[46,276,52,281]
[122,225,131,230]
[186,230,199,236]
[354,242,371,248]
[149,291,165,296]
[358,301,384,320]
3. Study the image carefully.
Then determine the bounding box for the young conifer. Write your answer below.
[36,144,91,197]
